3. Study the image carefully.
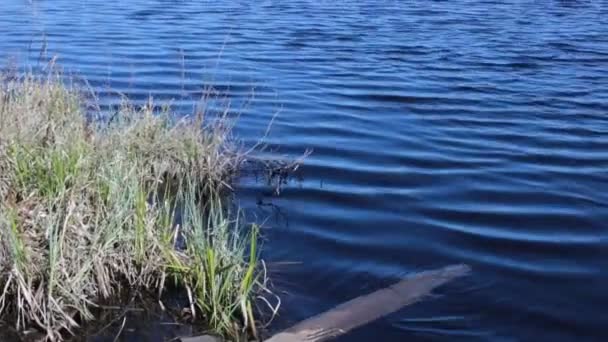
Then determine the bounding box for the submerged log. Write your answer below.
[180,335,222,342]
[180,264,470,342]
[265,264,470,342]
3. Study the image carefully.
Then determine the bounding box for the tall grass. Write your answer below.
[0,73,274,341]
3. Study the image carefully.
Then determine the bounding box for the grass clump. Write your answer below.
[0,73,273,341]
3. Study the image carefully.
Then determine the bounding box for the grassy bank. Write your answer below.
[0,73,273,341]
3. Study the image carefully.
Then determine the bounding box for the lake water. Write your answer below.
[1,1,608,341]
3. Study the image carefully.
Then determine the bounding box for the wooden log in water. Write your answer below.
[265,264,470,342]
[180,335,222,342]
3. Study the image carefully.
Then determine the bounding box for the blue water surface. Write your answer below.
[1,1,607,341]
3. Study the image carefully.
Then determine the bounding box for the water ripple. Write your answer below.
[1,0,608,341]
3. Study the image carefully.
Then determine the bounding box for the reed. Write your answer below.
[0,72,274,341]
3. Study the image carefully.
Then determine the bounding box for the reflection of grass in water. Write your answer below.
[0,72,278,341]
